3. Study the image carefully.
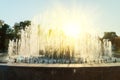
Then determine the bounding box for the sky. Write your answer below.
[0,0,120,36]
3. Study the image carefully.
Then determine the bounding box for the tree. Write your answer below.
[23,20,31,29]
[102,32,118,40]
[0,23,10,52]
[13,20,31,39]
[6,28,14,40]
[0,20,31,52]
[102,32,119,51]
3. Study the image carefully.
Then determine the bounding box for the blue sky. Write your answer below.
[0,0,120,36]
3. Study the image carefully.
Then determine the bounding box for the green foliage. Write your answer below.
[0,19,31,52]
[13,20,31,39]
[103,32,118,40]
[0,20,10,52]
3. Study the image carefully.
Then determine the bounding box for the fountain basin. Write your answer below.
[0,63,120,80]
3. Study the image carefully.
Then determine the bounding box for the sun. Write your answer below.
[62,23,81,38]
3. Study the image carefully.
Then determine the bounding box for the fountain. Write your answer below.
[0,8,120,80]
[7,9,115,64]
[8,25,114,64]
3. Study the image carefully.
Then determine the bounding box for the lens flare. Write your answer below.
[62,22,81,38]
